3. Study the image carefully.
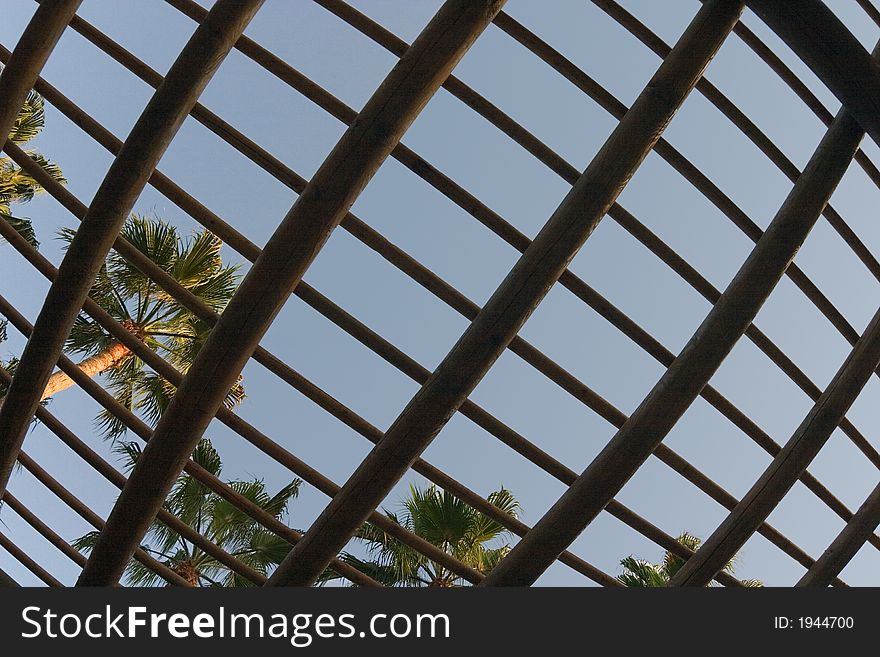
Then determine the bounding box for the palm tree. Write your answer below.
[11,213,243,439]
[329,483,520,587]
[1,85,66,247]
[617,531,763,587]
[74,438,301,586]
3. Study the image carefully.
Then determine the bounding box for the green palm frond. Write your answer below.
[59,214,244,441]
[335,553,415,587]
[0,87,65,248]
[166,472,214,536]
[190,438,223,477]
[1,213,38,248]
[71,529,102,554]
[617,556,669,587]
[234,528,292,572]
[407,487,470,548]
[3,152,65,203]
[620,531,762,587]
[9,90,45,144]
[469,487,519,544]
[127,372,175,429]
[262,479,300,518]
[126,551,177,588]
[77,436,302,586]
[95,378,138,443]
[65,313,114,357]
[347,483,520,587]
[0,357,19,400]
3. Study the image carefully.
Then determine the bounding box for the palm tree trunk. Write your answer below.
[173,561,201,587]
[39,341,130,401]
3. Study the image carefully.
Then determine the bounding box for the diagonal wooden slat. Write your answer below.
[0,216,382,589]
[12,452,191,586]
[3,492,87,569]
[1,0,878,588]
[0,273,482,586]
[0,312,266,585]
[3,25,750,583]
[592,0,880,285]
[0,166,607,587]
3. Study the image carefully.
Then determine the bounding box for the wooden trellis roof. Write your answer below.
[2,0,880,587]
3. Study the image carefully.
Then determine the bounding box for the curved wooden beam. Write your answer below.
[0,0,81,142]
[745,0,880,146]
[0,0,265,503]
[70,0,507,587]
[179,2,880,455]
[797,481,880,586]
[2,29,734,584]
[302,0,880,414]
[669,304,880,586]
[1,169,602,588]
[479,90,865,585]
[267,0,745,587]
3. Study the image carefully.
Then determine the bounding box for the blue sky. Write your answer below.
[2,0,880,586]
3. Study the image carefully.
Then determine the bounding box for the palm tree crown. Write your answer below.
[617,532,763,587]
[0,87,65,409]
[334,483,520,587]
[74,438,301,586]
[1,86,66,247]
[57,213,243,440]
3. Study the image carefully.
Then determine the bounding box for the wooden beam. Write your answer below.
[3,492,88,569]
[746,0,880,146]
[18,4,875,574]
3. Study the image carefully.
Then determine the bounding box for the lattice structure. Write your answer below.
[2,0,880,587]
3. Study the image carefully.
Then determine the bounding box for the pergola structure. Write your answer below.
[2,0,880,587]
